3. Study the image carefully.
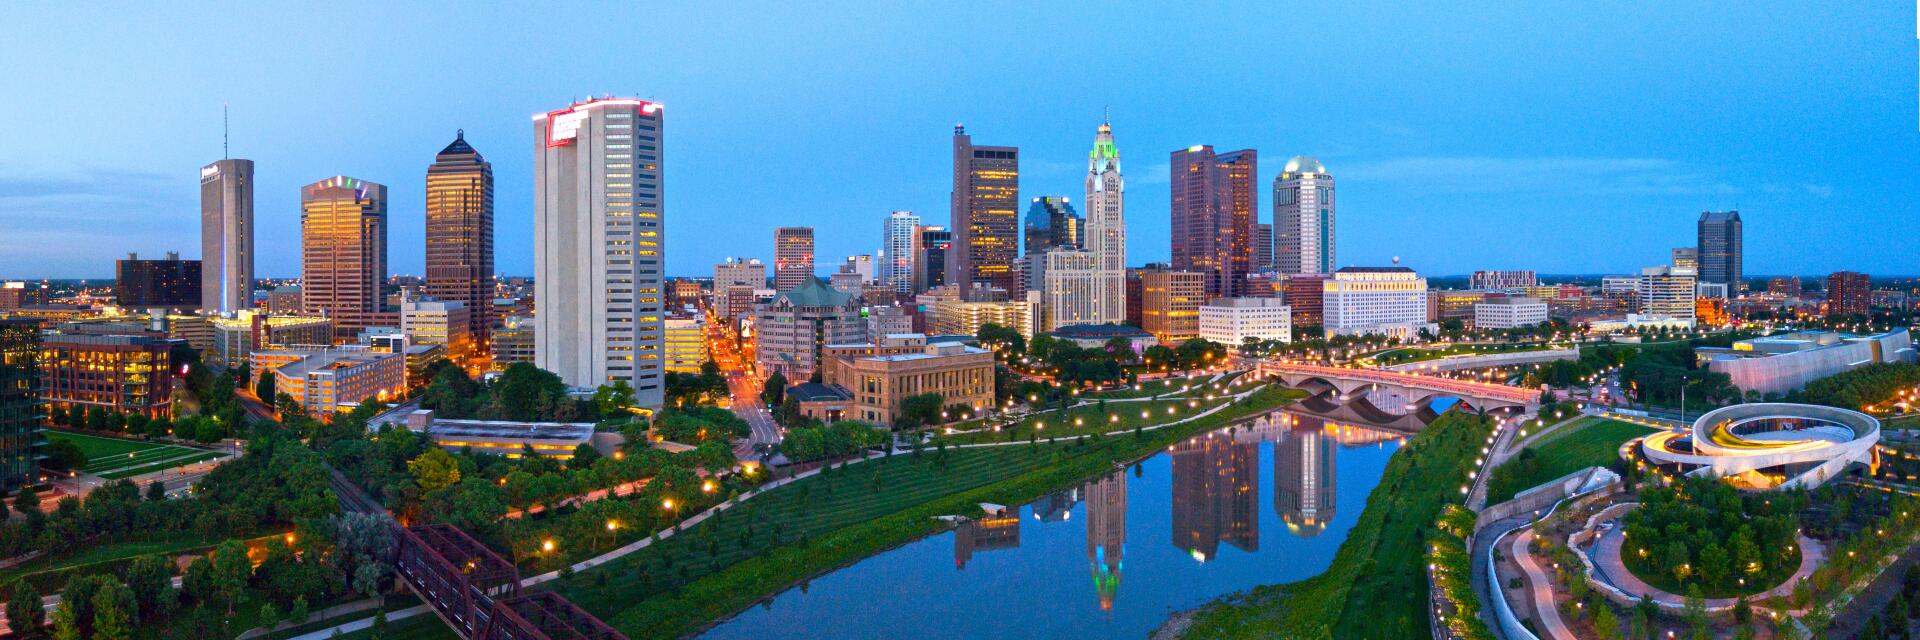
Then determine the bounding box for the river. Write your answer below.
[701,405,1424,639]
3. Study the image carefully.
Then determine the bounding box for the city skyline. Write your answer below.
[3,3,1917,281]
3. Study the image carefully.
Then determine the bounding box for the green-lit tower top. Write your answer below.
[1089,109,1120,176]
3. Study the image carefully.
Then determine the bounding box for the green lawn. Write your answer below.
[1484,418,1656,505]
[1368,342,1557,366]
[1886,414,1920,430]
[48,429,218,479]
[1181,411,1497,639]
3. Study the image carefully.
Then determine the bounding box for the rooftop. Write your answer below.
[787,382,852,402]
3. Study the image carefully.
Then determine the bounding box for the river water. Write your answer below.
[701,405,1420,639]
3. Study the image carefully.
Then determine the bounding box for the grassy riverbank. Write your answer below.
[526,385,1305,639]
[1178,410,1496,639]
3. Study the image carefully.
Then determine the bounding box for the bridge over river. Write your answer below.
[1257,360,1542,414]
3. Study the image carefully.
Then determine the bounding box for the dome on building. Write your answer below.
[1282,155,1326,175]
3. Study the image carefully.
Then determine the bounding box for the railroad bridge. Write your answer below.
[1257,360,1541,414]
[331,471,627,640]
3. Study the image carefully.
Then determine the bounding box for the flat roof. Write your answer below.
[427,419,595,442]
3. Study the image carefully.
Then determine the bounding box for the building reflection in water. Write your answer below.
[1170,431,1259,562]
[954,505,1021,569]
[1033,487,1080,523]
[1274,414,1338,537]
[1084,470,1126,610]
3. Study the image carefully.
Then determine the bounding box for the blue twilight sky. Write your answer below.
[1,2,1916,280]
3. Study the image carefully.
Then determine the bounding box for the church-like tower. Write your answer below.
[1083,113,1126,324]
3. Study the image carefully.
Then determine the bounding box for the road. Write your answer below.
[705,314,781,461]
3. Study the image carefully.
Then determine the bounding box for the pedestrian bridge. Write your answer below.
[331,471,628,640]
[1257,360,1541,414]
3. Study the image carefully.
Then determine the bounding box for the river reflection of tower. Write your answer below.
[1275,415,1338,538]
[1084,470,1126,610]
[1170,432,1258,562]
[954,508,1021,569]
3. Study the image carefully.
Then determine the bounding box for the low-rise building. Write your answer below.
[823,342,995,427]
[491,315,535,368]
[866,305,913,338]
[404,409,598,459]
[1050,324,1157,353]
[1322,267,1434,340]
[788,382,854,424]
[1140,270,1204,344]
[1199,297,1292,346]
[755,278,868,381]
[40,333,179,419]
[208,312,333,370]
[254,345,406,414]
[401,299,474,365]
[1697,329,1916,397]
[1473,296,1549,329]
[931,293,1041,340]
[664,316,709,373]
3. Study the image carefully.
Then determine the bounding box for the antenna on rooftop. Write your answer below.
[222,102,229,159]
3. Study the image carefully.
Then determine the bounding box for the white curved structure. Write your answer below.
[1640,403,1879,489]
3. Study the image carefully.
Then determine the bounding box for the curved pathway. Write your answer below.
[1590,524,1824,610]
[1511,529,1579,640]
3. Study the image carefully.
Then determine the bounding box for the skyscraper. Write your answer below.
[1276,420,1337,538]
[1171,146,1257,297]
[774,227,815,292]
[949,125,1019,292]
[300,176,389,336]
[424,130,494,359]
[1023,196,1081,256]
[534,97,666,408]
[200,159,254,314]
[1253,223,1274,272]
[1696,210,1742,288]
[881,211,920,294]
[1084,118,1127,324]
[913,226,951,293]
[1274,156,1335,276]
[1216,150,1257,296]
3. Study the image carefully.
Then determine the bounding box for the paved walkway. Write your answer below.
[1589,515,1824,610]
[502,478,651,520]
[1511,529,1579,640]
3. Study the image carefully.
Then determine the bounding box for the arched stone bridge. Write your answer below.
[1257,360,1541,414]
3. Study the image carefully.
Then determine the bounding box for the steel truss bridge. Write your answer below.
[332,471,627,640]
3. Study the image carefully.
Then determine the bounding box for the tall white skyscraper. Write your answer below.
[881,211,920,294]
[1083,116,1126,324]
[534,97,665,409]
[199,159,254,314]
[1274,156,1335,275]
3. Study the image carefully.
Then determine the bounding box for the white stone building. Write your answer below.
[1322,266,1434,340]
[1199,297,1293,346]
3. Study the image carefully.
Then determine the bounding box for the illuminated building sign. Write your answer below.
[548,109,589,147]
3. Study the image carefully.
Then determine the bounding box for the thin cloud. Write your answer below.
[1338,156,1740,197]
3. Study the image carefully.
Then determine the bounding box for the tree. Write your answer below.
[255,370,277,406]
[8,579,45,637]
[125,554,177,622]
[898,393,943,428]
[41,440,85,472]
[569,444,602,470]
[145,480,166,502]
[48,599,77,640]
[591,379,636,416]
[1592,600,1619,640]
[13,485,40,517]
[760,373,788,407]
[212,540,251,614]
[90,584,134,640]
[407,448,462,493]
[289,595,309,626]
